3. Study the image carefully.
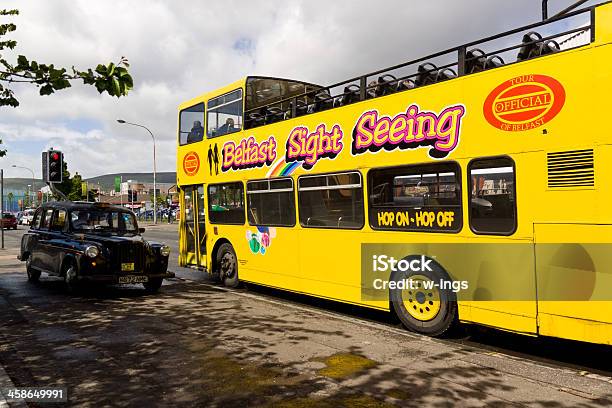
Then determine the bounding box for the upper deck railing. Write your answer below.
[244,2,603,130]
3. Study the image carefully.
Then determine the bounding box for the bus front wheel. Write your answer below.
[389,256,457,337]
[216,243,240,288]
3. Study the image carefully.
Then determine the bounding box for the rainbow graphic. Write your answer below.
[266,158,301,178]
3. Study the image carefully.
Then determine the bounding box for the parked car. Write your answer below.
[0,213,18,230]
[20,209,35,225]
[18,201,174,293]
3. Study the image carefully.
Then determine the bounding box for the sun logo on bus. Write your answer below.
[183,151,200,176]
[484,74,565,132]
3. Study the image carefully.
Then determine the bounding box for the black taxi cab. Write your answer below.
[18,201,173,293]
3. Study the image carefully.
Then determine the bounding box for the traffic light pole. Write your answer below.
[47,182,67,200]
[1,169,5,249]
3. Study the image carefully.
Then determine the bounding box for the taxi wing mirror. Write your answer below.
[139,227,146,234]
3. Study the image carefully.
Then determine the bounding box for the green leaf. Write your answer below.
[95,64,107,75]
[0,9,19,16]
[95,80,107,93]
[111,77,120,96]
[39,84,54,96]
[16,55,28,68]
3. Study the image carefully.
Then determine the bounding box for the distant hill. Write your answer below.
[1,172,177,193]
[85,172,177,190]
[0,178,46,192]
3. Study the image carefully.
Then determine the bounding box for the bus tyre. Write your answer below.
[26,254,40,283]
[389,256,457,337]
[217,243,239,288]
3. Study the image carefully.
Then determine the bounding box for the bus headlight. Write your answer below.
[85,245,99,258]
[160,245,171,257]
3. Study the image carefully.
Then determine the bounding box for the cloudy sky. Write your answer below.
[0,0,596,179]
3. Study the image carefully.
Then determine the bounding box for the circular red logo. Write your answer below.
[183,151,200,176]
[484,74,565,132]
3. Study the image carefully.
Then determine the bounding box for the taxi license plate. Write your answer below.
[121,263,135,271]
[118,275,148,284]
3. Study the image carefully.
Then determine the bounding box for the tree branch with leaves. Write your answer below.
[0,8,134,157]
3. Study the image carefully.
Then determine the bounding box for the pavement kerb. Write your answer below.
[0,358,27,408]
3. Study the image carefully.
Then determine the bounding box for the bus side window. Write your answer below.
[207,89,243,138]
[368,162,462,232]
[179,103,205,145]
[208,182,245,225]
[468,157,516,235]
[247,178,295,227]
[298,172,364,229]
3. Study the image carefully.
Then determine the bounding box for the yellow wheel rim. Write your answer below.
[403,275,441,321]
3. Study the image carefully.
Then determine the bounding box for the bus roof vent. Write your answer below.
[547,149,594,188]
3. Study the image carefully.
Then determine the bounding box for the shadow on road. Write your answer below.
[0,272,610,407]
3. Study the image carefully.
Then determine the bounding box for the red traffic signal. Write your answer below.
[47,150,63,183]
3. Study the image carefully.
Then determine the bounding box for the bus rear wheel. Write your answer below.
[216,243,239,288]
[389,257,457,337]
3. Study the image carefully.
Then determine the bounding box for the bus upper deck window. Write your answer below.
[468,157,516,235]
[179,103,205,145]
[208,89,243,138]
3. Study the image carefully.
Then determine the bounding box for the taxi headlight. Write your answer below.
[85,245,99,258]
[160,245,171,257]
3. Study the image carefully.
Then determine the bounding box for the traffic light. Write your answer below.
[47,150,63,183]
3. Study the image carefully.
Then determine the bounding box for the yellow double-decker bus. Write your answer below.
[177,2,612,345]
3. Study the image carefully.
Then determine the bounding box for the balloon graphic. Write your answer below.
[249,234,261,254]
[261,233,270,248]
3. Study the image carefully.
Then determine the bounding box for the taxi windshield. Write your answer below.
[70,210,138,233]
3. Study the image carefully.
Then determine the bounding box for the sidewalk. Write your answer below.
[0,249,26,408]
[0,365,27,408]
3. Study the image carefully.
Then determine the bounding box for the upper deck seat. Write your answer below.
[310,89,334,112]
[285,99,308,119]
[246,108,266,129]
[416,62,438,86]
[466,48,488,73]
[337,84,361,107]
[264,106,284,124]
[397,78,416,91]
[517,31,560,61]
[435,68,457,82]
[377,75,399,96]
[466,48,506,73]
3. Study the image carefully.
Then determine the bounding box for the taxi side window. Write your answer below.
[40,209,53,230]
[30,210,41,229]
[52,209,67,231]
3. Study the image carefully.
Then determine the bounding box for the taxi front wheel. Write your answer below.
[26,255,40,283]
[63,263,81,294]
[144,278,163,293]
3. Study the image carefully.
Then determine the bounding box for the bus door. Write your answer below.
[180,185,206,267]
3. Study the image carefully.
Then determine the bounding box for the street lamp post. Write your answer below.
[117,120,157,224]
[12,164,36,206]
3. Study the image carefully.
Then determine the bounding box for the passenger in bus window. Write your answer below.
[217,118,237,135]
[187,120,204,143]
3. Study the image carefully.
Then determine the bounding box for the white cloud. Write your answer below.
[0,0,590,178]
